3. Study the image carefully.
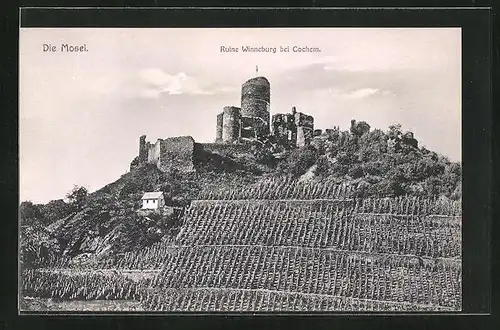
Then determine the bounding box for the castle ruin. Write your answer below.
[215,76,315,148]
[131,74,416,174]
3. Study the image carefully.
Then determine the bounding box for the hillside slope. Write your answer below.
[20,122,461,268]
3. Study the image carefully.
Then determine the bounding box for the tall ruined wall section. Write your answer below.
[295,112,314,147]
[138,135,148,163]
[215,113,224,142]
[272,107,315,148]
[136,135,195,173]
[158,136,196,173]
[272,113,296,147]
[241,77,270,137]
[222,106,241,143]
[147,139,162,165]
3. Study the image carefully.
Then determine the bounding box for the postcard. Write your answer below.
[19,24,464,312]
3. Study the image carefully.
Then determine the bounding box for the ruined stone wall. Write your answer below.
[271,110,315,148]
[240,116,270,141]
[147,139,162,165]
[199,143,253,157]
[216,113,224,142]
[222,106,241,143]
[158,136,195,173]
[296,126,314,147]
[240,116,256,140]
[295,112,314,147]
[135,135,196,173]
[296,127,306,147]
[272,113,296,147]
[294,112,314,130]
[139,135,148,163]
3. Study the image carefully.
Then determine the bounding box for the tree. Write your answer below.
[350,119,371,137]
[387,123,402,140]
[66,185,88,212]
[20,221,60,269]
[358,129,388,161]
[20,202,61,268]
[20,201,43,226]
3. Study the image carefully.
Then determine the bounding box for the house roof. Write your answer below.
[141,192,164,200]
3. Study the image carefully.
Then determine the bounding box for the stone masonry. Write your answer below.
[138,135,196,173]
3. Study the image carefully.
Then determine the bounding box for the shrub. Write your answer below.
[278,146,318,177]
[348,165,364,179]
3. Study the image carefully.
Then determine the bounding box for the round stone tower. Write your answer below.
[222,106,241,143]
[241,76,271,136]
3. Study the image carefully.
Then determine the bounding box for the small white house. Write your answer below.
[141,191,165,210]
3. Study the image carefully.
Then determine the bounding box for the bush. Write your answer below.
[369,178,405,197]
[40,200,72,224]
[20,215,60,269]
[315,156,331,178]
[348,165,364,179]
[279,146,319,177]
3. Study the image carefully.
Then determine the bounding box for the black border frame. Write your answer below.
[2,4,495,330]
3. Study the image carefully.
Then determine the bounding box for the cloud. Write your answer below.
[137,68,214,98]
[344,88,379,99]
[317,87,394,100]
[309,55,338,65]
[343,88,395,99]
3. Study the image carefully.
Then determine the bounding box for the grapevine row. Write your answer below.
[21,267,457,311]
[42,239,177,270]
[197,177,462,216]
[21,269,143,301]
[198,177,356,200]
[177,200,461,258]
[142,287,456,312]
[146,245,461,309]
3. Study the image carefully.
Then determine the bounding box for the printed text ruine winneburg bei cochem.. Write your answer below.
[220,45,322,53]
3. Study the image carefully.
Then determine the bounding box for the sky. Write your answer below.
[19,28,461,204]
